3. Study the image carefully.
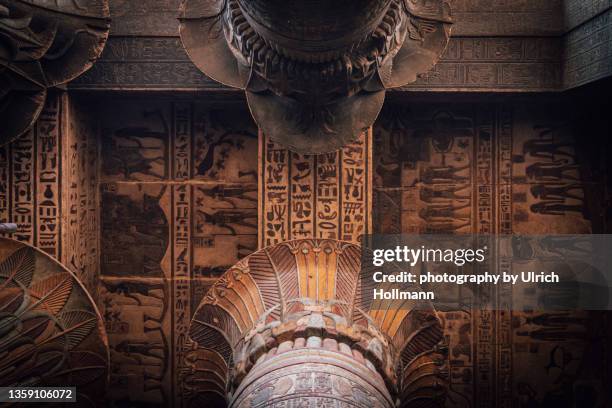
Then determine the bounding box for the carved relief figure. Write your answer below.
[102,111,169,180]
[101,185,169,278]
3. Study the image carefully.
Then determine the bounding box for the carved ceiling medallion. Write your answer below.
[0,0,110,146]
[180,0,452,154]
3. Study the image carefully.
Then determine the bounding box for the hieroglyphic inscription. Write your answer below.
[0,93,100,292]
[476,107,494,234]
[496,107,513,408]
[172,182,191,405]
[474,107,495,408]
[260,140,290,245]
[290,153,315,239]
[373,101,607,407]
[171,103,193,406]
[71,61,219,90]
[563,8,612,89]
[71,37,564,92]
[10,125,36,245]
[35,95,61,257]
[173,104,192,180]
[316,150,341,240]
[564,0,612,31]
[340,137,370,242]
[259,131,372,247]
[76,17,612,92]
[98,99,259,406]
[60,97,101,293]
[109,0,182,36]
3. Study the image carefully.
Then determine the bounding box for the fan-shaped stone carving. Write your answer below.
[179,0,452,154]
[0,238,109,406]
[189,239,448,407]
[0,0,110,145]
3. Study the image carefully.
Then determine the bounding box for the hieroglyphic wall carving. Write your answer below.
[107,0,563,37]
[72,36,563,92]
[97,99,258,406]
[7,113,37,246]
[259,131,372,247]
[373,101,608,407]
[171,103,192,408]
[564,0,612,30]
[407,37,562,91]
[100,182,172,405]
[61,99,100,295]
[563,7,612,89]
[451,0,563,36]
[109,0,181,36]
[97,100,370,405]
[35,97,62,257]
[0,92,99,294]
[0,102,54,246]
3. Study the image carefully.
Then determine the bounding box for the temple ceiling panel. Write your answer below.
[0,0,609,406]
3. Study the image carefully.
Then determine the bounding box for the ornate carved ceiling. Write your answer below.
[0,0,110,146]
[179,0,452,154]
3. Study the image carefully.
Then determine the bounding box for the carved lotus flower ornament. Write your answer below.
[180,0,452,154]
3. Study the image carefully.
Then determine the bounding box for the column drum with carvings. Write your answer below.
[230,339,394,408]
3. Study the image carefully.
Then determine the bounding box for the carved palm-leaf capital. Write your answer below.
[179,0,452,154]
[0,0,110,146]
[188,239,449,408]
[0,238,109,406]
